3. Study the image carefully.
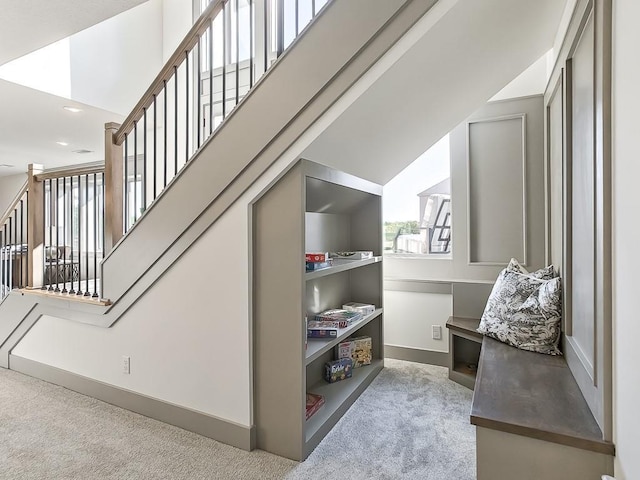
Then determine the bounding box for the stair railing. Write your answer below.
[105,0,329,251]
[0,180,28,303]
[0,163,107,302]
[37,164,105,298]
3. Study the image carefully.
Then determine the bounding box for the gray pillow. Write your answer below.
[478,268,562,355]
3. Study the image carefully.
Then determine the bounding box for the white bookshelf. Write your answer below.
[252,159,384,461]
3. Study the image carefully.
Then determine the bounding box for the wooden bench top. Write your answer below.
[446,316,483,340]
[471,337,615,455]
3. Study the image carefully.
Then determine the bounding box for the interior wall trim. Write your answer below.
[9,355,255,451]
[383,279,452,294]
[465,113,528,267]
[384,345,448,367]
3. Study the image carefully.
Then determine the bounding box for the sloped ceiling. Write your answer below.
[302,0,566,185]
[0,0,147,66]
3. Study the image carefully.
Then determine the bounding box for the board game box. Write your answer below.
[314,309,362,327]
[307,327,338,339]
[324,358,353,383]
[342,302,376,316]
[306,260,333,272]
[336,336,372,368]
[305,252,330,262]
[306,393,325,420]
[330,251,373,260]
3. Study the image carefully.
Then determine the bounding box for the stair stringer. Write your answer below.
[101,0,440,305]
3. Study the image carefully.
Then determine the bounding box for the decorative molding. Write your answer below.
[385,345,448,367]
[465,113,528,266]
[9,355,255,451]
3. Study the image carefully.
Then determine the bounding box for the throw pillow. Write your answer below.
[478,269,562,355]
[506,258,556,280]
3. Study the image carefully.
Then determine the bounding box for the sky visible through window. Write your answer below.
[383,134,450,222]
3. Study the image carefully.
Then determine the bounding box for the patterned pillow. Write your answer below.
[477,269,562,355]
[506,258,556,280]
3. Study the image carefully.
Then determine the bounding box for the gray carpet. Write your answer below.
[287,359,475,480]
[0,359,474,479]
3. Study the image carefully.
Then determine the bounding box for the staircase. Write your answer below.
[0,0,566,452]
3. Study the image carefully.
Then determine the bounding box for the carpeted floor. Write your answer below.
[0,359,474,479]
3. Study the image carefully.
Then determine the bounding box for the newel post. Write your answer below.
[104,122,123,254]
[27,163,44,288]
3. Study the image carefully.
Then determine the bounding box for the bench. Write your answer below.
[470,335,614,480]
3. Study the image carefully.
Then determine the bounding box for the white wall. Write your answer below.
[13,195,253,425]
[0,173,27,216]
[612,0,640,477]
[69,0,164,115]
[162,0,193,63]
[384,291,451,353]
[490,50,552,102]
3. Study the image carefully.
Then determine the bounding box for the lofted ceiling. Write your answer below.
[0,79,123,174]
[0,0,147,66]
[0,0,147,178]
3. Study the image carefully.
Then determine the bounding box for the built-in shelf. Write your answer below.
[446,316,482,390]
[305,256,382,280]
[306,309,383,365]
[305,359,384,445]
[253,159,383,461]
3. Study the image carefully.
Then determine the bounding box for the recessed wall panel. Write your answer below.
[468,116,526,264]
[570,12,596,374]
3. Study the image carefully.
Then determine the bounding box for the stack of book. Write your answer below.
[305,252,332,272]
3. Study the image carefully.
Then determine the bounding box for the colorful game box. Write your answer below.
[336,336,372,368]
[305,252,330,262]
[307,328,338,339]
[324,358,353,383]
[305,393,325,420]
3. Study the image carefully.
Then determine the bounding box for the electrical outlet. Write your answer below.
[432,325,442,340]
[122,355,130,374]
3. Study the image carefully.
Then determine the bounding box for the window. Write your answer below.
[383,134,451,255]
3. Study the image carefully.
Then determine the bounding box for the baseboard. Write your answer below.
[385,345,448,367]
[8,355,255,451]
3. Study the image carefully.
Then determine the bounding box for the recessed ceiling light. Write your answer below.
[56,141,69,146]
[0,164,14,168]
[63,106,82,113]
[72,149,93,154]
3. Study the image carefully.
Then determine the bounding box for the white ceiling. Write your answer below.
[0,0,147,66]
[302,0,567,185]
[0,79,124,175]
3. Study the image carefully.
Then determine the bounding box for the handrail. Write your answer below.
[113,0,227,146]
[35,162,105,181]
[0,181,28,227]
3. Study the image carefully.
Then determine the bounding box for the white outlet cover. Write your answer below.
[122,355,130,374]
[432,325,442,340]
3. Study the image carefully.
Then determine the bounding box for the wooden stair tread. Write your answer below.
[18,288,111,306]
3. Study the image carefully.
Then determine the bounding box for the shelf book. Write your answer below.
[253,159,383,461]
